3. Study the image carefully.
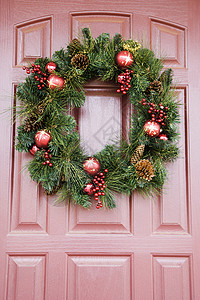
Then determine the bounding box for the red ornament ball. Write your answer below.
[45,62,57,73]
[159,134,168,141]
[83,157,101,176]
[47,74,65,90]
[115,51,134,68]
[29,145,39,155]
[35,131,51,148]
[143,121,160,137]
[84,183,94,196]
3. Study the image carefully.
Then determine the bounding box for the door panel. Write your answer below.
[1,0,199,299]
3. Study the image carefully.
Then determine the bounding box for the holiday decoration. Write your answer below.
[84,183,94,196]
[22,63,47,90]
[115,51,133,68]
[35,131,51,148]
[122,40,141,55]
[69,38,83,55]
[71,53,89,70]
[143,121,160,137]
[83,157,101,176]
[15,28,180,209]
[29,145,39,155]
[47,74,65,90]
[135,159,155,181]
[45,62,57,73]
[159,134,168,141]
[116,69,133,94]
[131,145,145,165]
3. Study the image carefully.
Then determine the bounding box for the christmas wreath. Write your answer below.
[15,28,180,209]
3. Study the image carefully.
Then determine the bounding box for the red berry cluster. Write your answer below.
[139,98,168,126]
[116,69,134,94]
[42,149,53,167]
[22,64,47,90]
[93,169,108,209]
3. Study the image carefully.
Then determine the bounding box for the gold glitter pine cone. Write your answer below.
[131,145,145,165]
[69,38,83,56]
[135,159,155,181]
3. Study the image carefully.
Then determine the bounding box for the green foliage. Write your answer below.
[15,28,180,209]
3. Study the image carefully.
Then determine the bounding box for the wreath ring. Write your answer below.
[16,28,179,209]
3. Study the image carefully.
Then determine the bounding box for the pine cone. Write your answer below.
[150,80,163,93]
[69,38,83,56]
[131,145,145,164]
[135,159,155,181]
[71,53,89,70]
[44,184,62,196]
[23,115,41,132]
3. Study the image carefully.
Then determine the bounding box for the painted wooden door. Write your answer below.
[1,0,200,299]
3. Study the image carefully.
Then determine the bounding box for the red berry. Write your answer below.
[94,193,98,197]
[99,183,102,186]
[125,87,129,91]
[22,66,26,70]
[98,192,102,196]
[142,98,146,102]
[100,204,103,207]
[165,107,168,110]
[43,73,47,77]
[36,78,39,81]
[128,84,131,88]
[102,180,105,184]
[164,116,167,119]
[38,86,42,90]
[123,91,126,94]
[103,185,106,188]
[96,205,100,209]
[101,188,104,191]
[42,84,44,87]
[40,79,43,83]
[117,89,120,93]
[26,70,30,74]
[101,192,105,196]
[142,103,146,106]
[43,162,46,165]
[31,70,35,73]
[104,169,108,173]
[99,172,104,176]
[49,163,53,167]
[95,197,99,201]
[47,149,51,152]
[45,155,48,159]
[152,118,155,121]
[32,63,35,67]
[35,75,38,79]
[130,70,134,73]
[37,84,40,88]
[49,154,52,158]
[96,187,99,190]
[46,160,50,164]
[44,77,47,81]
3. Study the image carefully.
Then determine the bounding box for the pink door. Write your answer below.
[0,0,200,299]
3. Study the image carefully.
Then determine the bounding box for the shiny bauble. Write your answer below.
[35,130,51,148]
[84,183,94,195]
[159,134,168,141]
[115,51,134,68]
[143,121,160,137]
[29,145,39,155]
[45,62,57,73]
[83,157,101,176]
[47,74,65,90]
